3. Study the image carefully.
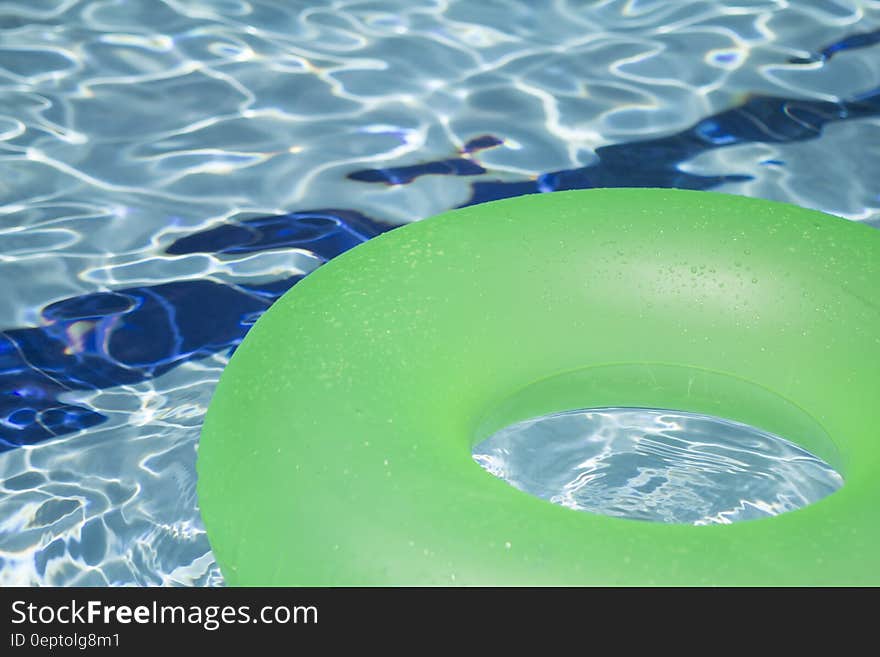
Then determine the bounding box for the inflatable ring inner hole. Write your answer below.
[471,363,845,522]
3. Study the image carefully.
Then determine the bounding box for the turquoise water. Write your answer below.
[0,1,878,585]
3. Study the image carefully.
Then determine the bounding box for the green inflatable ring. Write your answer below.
[198,188,880,586]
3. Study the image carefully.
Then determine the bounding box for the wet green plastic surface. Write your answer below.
[197,188,880,585]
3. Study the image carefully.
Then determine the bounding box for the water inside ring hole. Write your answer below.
[472,408,843,525]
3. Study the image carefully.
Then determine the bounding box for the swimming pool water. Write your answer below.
[0,0,878,585]
[473,408,843,525]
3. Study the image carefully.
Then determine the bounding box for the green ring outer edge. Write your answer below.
[197,188,880,586]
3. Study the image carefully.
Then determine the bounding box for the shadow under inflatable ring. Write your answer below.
[197,188,880,585]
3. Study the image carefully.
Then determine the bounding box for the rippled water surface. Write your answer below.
[1,0,878,585]
[473,408,844,525]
